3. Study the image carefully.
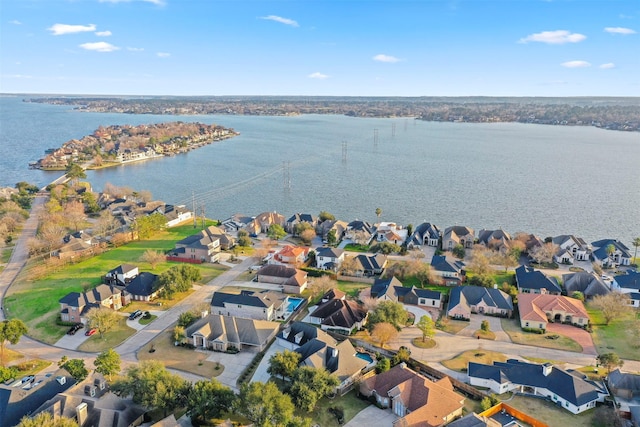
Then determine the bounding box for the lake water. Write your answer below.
[0,96,638,246]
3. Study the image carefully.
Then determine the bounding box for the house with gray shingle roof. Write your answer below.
[477,229,512,252]
[105,264,139,286]
[562,272,609,299]
[211,290,288,321]
[406,222,440,249]
[285,212,318,234]
[430,255,466,286]
[342,253,387,277]
[552,235,591,264]
[186,314,279,352]
[255,264,308,293]
[592,239,632,267]
[59,284,126,324]
[370,277,442,309]
[308,289,368,334]
[468,359,608,414]
[515,265,562,295]
[447,286,513,320]
[443,225,474,250]
[125,272,159,301]
[315,247,345,270]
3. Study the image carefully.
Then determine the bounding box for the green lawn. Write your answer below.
[77,317,136,352]
[442,349,508,372]
[437,318,470,335]
[3,224,227,344]
[139,314,158,325]
[587,305,640,360]
[343,243,371,252]
[500,318,583,353]
[505,395,602,427]
[337,280,370,298]
[297,390,370,427]
[1,246,13,263]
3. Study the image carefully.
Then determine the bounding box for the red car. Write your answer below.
[85,328,97,336]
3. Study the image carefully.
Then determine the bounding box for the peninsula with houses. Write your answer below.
[28,121,239,171]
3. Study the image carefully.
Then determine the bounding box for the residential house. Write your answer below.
[169,227,222,263]
[53,232,99,260]
[406,222,440,249]
[515,265,562,295]
[202,225,236,250]
[268,245,309,267]
[447,286,513,320]
[32,372,146,427]
[317,219,348,242]
[211,290,288,321]
[186,314,280,352]
[592,239,632,267]
[373,222,408,245]
[443,226,475,250]
[344,220,375,244]
[256,264,308,293]
[59,285,126,324]
[0,368,76,427]
[468,359,608,414]
[517,293,590,330]
[370,276,405,301]
[360,363,465,426]
[341,254,388,277]
[160,204,192,227]
[370,277,442,309]
[315,247,345,270]
[613,272,640,308]
[447,413,501,427]
[126,272,159,301]
[285,213,318,234]
[308,289,368,334]
[607,369,640,400]
[245,211,286,235]
[562,272,610,299]
[222,213,253,232]
[105,264,139,286]
[277,322,369,393]
[430,255,466,286]
[477,229,512,252]
[552,235,591,264]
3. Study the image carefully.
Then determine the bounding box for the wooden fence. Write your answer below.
[479,402,550,427]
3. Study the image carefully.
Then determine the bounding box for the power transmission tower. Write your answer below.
[200,204,206,229]
[373,128,379,149]
[341,141,347,164]
[282,161,291,192]
[391,122,396,138]
[192,191,197,228]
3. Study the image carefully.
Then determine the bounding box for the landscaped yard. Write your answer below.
[337,280,370,298]
[3,224,228,344]
[587,305,639,361]
[296,390,371,427]
[77,317,136,352]
[436,318,470,335]
[343,243,370,252]
[441,349,508,372]
[411,337,437,348]
[504,395,604,427]
[500,318,583,353]
[138,328,224,378]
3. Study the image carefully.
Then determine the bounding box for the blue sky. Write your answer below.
[1,0,639,96]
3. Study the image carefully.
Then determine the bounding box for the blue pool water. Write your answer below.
[285,297,304,312]
[356,352,374,363]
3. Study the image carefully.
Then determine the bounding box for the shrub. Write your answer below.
[522,327,545,334]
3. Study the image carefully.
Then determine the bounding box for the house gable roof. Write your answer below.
[126,272,158,297]
[371,276,404,300]
[187,315,279,347]
[518,293,589,323]
[430,255,465,273]
[211,290,286,309]
[316,247,345,259]
[614,272,640,291]
[562,272,609,297]
[515,265,562,293]
[448,286,513,312]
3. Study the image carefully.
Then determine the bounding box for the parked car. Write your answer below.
[21,375,35,384]
[85,328,97,336]
[129,310,142,320]
[67,323,83,335]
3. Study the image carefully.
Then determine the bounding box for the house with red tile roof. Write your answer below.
[268,245,309,267]
[517,293,589,331]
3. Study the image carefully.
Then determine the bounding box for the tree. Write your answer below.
[173,325,186,344]
[326,229,337,246]
[469,247,492,276]
[416,315,435,342]
[498,250,519,272]
[82,191,100,214]
[605,244,616,265]
[371,322,398,348]
[94,348,121,381]
[375,357,390,373]
[371,242,401,254]
[375,207,382,219]
[267,223,286,240]
[307,275,337,300]
[234,381,299,427]
[186,379,235,424]
[112,360,190,417]
[529,242,558,265]
[591,292,633,325]
[633,237,640,263]
[134,213,166,239]
[452,244,465,259]
[294,221,313,236]
[0,319,28,366]
[62,200,86,232]
[318,211,335,222]
[480,394,500,411]
[571,291,585,301]
[369,301,409,330]
[65,163,86,185]
[392,346,411,366]
[268,350,301,380]
[290,367,339,412]
[140,249,165,269]
[86,307,120,339]
[597,353,624,374]
[299,228,316,245]
[61,358,88,381]
[481,320,490,332]
[17,412,78,427]
[238,233,252,247]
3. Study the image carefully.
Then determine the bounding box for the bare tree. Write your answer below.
[591,293,633,325]
[529,242,558,264]
[63,200,86,232]
[469,246,493,276]
[140,249,165,270]
[86,307,120,339]
[371,322,397,348]
[361,296,379,312]
[339,255,359,276]
[39,222,66,254]
[300,228,316,246]
[308,275,337,300]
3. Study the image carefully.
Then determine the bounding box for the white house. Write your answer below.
[315,247,345,270]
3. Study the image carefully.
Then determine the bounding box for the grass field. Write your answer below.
[1,246,12,263]
[437,318,470,335]
[500,318,583,353]
[587,305,639,361]
[3,349,51,376]
[343,243,371,252]
[412,337,437,348]
[77,317,136,352]
[505,395,603,427]
[337,280,370,298]
[474,329,496,340]
[441,349,508,372]
[3,224,227,344]
[296,390,370,427]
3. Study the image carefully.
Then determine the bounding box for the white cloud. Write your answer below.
[95,30,112,37]
[99,0,165,5]
[260,15,299,27]
[604,27,636,35]
[156,52,170,57]
[49,23,97,35]
[127,47,144,51]
[561,60,591,68]
[519,30,586,44]
[599,63,616,69]
[9,20,22,25]
[373,54,401,63]
[308,72,329,79]
[79,42,120,52]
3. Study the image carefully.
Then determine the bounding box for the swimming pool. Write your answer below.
[285,297,305,313]
[356,352,374,363]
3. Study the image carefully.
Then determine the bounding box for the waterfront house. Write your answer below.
[169,227,222,263]
[277,322,368,393]
[245,211,286,235]
[477,229,512,252]
[125,272,159,301]
[360,363,465,426]
[552,235,591,264]
[59,284,127,324]
[406,222,441,249]
[268,245,309,267]
[430,255,466,286]
[344,220,375,244]
[517,293,589,330]
[255,264,308,293]
[285,212,318,234]
[443,225,475,250]
[468,359,607,414]
[105,264,139,286]
[370,277,442,309]
[317,219,348,242]
[315,247,345,270]
[340,253,388,277]
[186,314,279,352]
[515,265,562,295]
[447,286,513,320]
[373,222,408,245]
[591,239,632,267]
[562,272,610,299]
[308,289,368,334]
[211,290,288,321]
[613,272,640,307]
[222,213,253,232]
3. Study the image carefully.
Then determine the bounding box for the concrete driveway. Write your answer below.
[205,350,254,392]
[457,315,510,342]
[54,328,92,350]
[344,405,398,427]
